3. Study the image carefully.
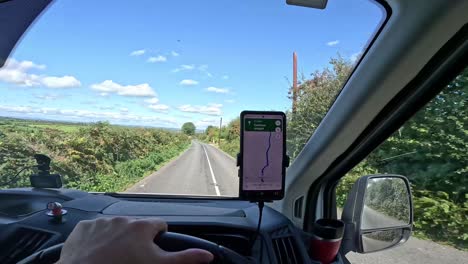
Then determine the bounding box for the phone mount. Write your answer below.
[35,154,51,176]
[30,154,62,188]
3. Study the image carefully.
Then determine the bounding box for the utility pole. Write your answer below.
[218,117,222,146]
[292,52,298,113]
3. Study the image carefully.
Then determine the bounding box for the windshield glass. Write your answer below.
[0,0,385,196]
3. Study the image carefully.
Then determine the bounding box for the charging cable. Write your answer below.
[250,201,265,256]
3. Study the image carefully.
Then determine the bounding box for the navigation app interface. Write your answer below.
[242,114,284,191]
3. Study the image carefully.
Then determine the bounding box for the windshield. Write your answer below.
[0,0,385,196]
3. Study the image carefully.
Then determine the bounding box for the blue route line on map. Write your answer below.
[261,132,272,177]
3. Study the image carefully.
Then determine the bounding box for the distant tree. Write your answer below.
[226,117,240,141]
[181,122,196,136]
[205,125,215,134]
[205,125,218,143]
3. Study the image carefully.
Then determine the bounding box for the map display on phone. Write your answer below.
[242,114,284,191]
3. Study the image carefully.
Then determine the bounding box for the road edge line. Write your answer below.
[202,144,221,196]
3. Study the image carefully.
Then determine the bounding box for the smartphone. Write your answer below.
[239,111,286,201]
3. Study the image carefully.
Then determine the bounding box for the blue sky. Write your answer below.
[0,0,383,129]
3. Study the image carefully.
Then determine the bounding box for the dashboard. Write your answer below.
[0,188,312,264]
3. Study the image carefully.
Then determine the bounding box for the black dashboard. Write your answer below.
[0,188,312,264]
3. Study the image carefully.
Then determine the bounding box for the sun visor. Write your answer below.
[0,0,52,67]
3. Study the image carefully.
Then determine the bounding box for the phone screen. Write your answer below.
[242,113,285,192]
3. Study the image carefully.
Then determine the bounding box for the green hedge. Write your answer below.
[412,190,467,249]
[0,120,190,192]
[219,138,240,158]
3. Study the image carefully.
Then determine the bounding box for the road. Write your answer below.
[361,205,407,229]
[345,237,468,264]
[127,143,468,263]
[126,141,238,196]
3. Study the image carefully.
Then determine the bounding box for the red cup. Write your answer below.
[309,219,344,264]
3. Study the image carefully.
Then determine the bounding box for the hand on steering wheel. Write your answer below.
[56,217,213,264]
[18,217,249,264]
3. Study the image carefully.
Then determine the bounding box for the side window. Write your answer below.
[337,68,467,261]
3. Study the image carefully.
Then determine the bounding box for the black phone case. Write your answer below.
[238,110,287,201]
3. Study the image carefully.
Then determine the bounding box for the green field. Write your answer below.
[29,123,81,133]
[0,117,190,192]
[0,117,87,132]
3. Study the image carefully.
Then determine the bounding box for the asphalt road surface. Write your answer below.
[126,141,238,196]
[345,237,467,264]
[361,205,407,229]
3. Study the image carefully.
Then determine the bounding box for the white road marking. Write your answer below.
[202,144,221,196]
[206,143,236,161]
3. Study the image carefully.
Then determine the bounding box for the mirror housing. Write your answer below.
[341,174,413,254]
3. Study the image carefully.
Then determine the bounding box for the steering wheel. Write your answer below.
[17,232,250,264]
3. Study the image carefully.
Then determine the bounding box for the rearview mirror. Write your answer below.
[340,175,413,254]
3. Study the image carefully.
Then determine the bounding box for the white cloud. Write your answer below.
[130,49,146,56]
[6,59,46,71]
[172,64,211,77]
[120,108,129,113]
[0,105,35,113]
[0,58,80,88]
[100,92,109,97]
[206,86,229,94]
[172,64,195,73]
[222,75,229,80]
[171,51,180,57]
[81,100,97,105]
[198,65,212,77]
[182,65,195,70]
[225,99,235,103]
[143,98,168,113]
[147,55,167,63]
[327,40,340,46]
[178,103,222,116]
[144,97,160,104]
[195,118,219,128]
[41,76,81,88]
[99,106,114,110]
[0,67,40,86]
[148,104,170,112]
[0,105,178,126]
[90,80,157,97]
[179,79,199,86]
[350,51,363,62]
[34,94,59,100]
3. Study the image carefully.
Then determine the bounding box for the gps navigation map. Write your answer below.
[242,114,284,191]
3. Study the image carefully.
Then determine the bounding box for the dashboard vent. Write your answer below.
[271,227,301,264]
[0,227,53,264]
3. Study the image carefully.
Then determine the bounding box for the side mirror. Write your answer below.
[340,175,413,254]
